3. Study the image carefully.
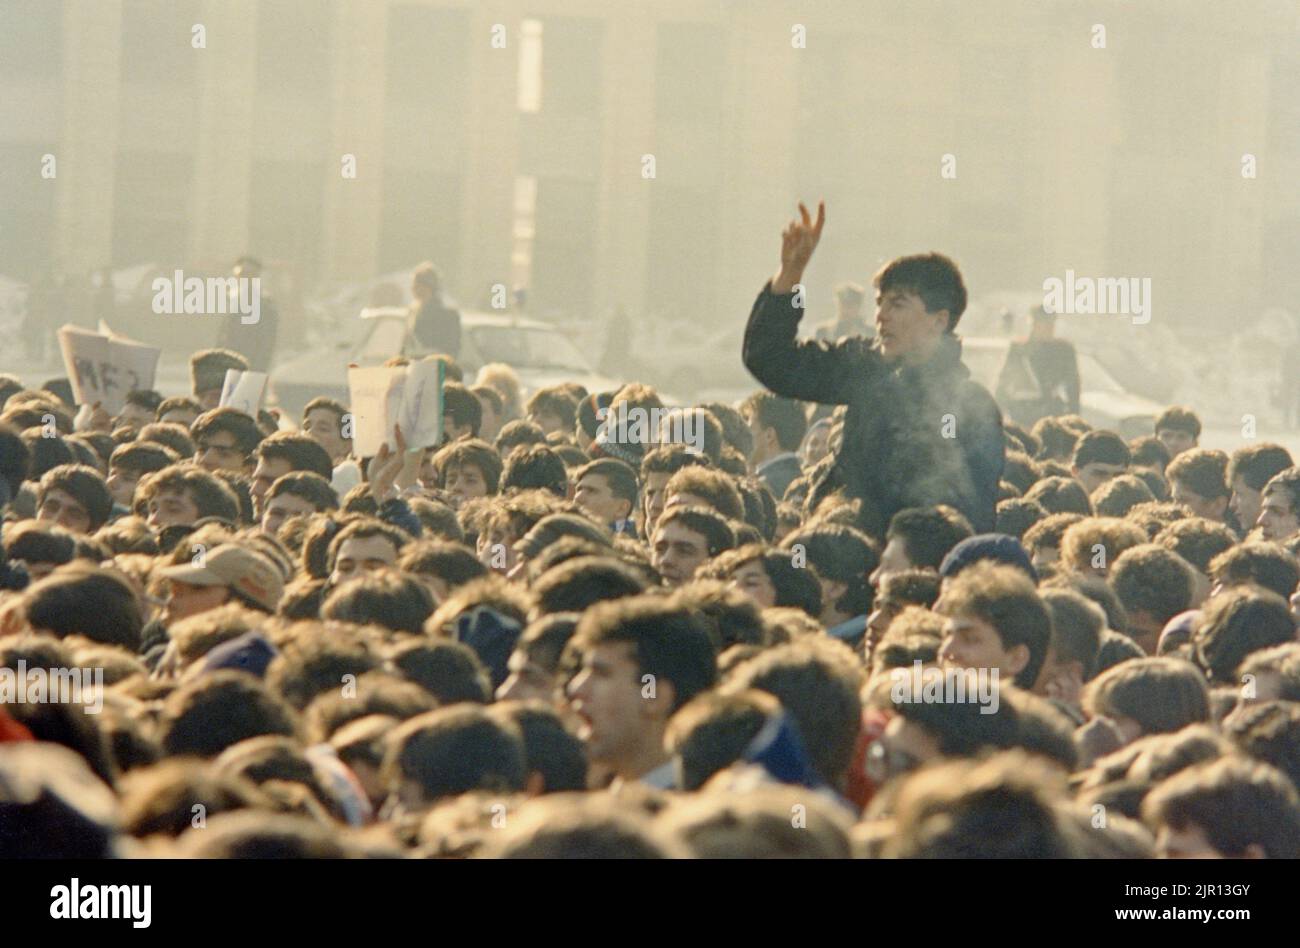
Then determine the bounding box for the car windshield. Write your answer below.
[469,326,592,373]
[355,318,408,361]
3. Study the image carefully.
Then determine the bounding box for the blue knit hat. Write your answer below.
[939,533,1038,582]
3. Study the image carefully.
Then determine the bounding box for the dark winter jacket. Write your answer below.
[743,283,1004,538]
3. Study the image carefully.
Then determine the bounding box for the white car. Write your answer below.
[270,307,622,418]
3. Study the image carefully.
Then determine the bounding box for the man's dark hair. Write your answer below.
[20,565,143,651]
[37,464,114,530]
[389,638,493,705]
[873,252,967,332]
[724,639,863,789]
[1224,701,1300,791]
[1024,476,1093,516]
[1194,587,1297,686]
[326,517,409,573]
[1262,468,1300,519]
[124,388,163,413]
[721,544,823,618]
[937,561,1052,689]
[443,382,483,437]
[301,673,436,744]
[526,387,579,431]
[138,421,196,458]
[1144,757,1300,859]
[995,497,1048,540]
[664,466,745,521]
[501,444,568,497]
[110,441,178,477]
[494,419,548,455]
[516,613,581,677]
[265,625,383,710]
[1166,448,1229,501]
[497,701,588,794]
[1155,406,1202,439]
[701,402,754,459]
[135,463,241,523]
[1072,430,1130,470]
[432,439,503,494]
[571,596,719,714]
[665,689,781,791]
[383,705,526,803]
[160,671,298,758]
[1040,588,1104,680]
[1228,443,1294,492]
[742,392,807,453]
[782,523,879,617]
[885,753,1077,858]
[640,443,711,481]
[574,457,638,509]
[3,520,77,567]
[655,505,736,558]
[532,556,647,616]
[22,430,76,481]
[878,568,943,611]
[268,471,339,512]
[407,497,463,542]
[1109,544,1198,629]
[303,395,349,426]
[1092,474,1156,518]
[399,540,489,590]
[156,396,202,421]
[1154,518,1236,575]
[1083,658,1209,736]
[1208,541,1300,600]
[191,407,263,457]
[886,505,973,570]
[0,421,30,499]
[1129,436,1172,472]
[999,451,1039,496]
[256,431,334,480]
[322,570,436,635]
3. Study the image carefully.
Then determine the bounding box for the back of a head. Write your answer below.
[723,639,863,790]
[161,670,298,758]
[384,705,526,804]
[884,751,1080,858]
[659,785,852,858]
[178,809,349,858]
[1143,755,1300,859]
[481,794,684,859]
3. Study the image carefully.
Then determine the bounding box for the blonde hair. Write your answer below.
[475,364,523,422]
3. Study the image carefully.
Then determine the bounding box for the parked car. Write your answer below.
[270,307,622,419]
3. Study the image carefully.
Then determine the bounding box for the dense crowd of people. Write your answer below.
[2,206,1300,860]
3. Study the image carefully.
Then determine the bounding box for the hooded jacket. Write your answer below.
[743,282,1004,538]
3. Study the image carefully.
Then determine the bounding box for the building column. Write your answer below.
[319,0,390,282]
[54,0,123,274]
[189,0,259,268]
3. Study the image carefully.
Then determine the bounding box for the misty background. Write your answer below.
[1,0,1298,441]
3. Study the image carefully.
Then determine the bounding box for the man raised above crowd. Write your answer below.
[742,201,1004,538]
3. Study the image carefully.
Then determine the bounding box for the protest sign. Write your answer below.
[57,324,161,416]
[346,360,444,457]
[219,369,269,416]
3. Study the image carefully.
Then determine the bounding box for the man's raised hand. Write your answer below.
[772,200,825,295]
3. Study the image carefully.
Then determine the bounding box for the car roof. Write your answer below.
[360,306,558,332]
